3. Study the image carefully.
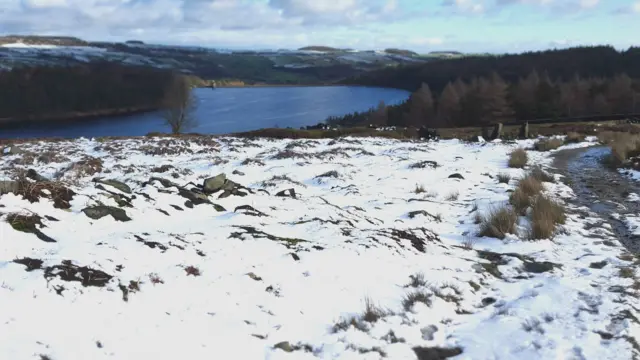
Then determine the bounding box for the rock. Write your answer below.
[232,170,245,176]
[247,272,263,281]
[178,188,211,205]
[470,135,485,143]
[203,173,227,194]
[409,160,439,169]
[420,325,438,341]
[26,169,50,182]
[82,206,132,222]
[448,173,465,180]
[276,188,297,199]
[589,260,608,269]
[412,346,463,360]
[522,260,560,273]
[221,179,238,192]
[273,341,293,353]
[481,297,497,307]
[93,178,132,194]
[211,203,226,212]
[184,200,194,209]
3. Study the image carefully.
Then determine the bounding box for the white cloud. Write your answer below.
[633,1,640,12]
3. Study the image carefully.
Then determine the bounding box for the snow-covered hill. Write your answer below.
[0,136,638,360]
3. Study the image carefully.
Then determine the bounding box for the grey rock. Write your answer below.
[273,341,293,352]
[232,170,245,176]
[26,169,50,182]
[420,325,438,341]
[93,178,132,194]
[82,206,132,222]
[203,173,227,193]
[275,188,297,198]
[448,173,465,180]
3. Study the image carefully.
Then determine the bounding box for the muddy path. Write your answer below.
[552,145,640,254]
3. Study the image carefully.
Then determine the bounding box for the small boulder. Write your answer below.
[82,206,132,222]
[448,173,465,180]
[203,173,227,194]
[276,188,297,199]
[26,169,50,182]
[93,178,132,194]
[232,170,245,176]
[420,325,438,341]
[273,342,293,353]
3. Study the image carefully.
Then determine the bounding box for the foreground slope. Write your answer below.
[0,136,638,360]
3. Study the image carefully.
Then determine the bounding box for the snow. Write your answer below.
[0,136,638,360]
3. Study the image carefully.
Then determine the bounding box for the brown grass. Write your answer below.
[508,148,528,168]
[510,174,544,214]
[534,138,564,152]
[598,131,640,167]
[565,132,586,143]
[478,205,518,239]
[414,184,426,194]
[529,166,555,183]
[529,195,566,240]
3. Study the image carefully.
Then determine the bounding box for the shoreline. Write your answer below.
[0,106,158,128]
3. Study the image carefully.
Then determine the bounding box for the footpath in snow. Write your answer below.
[0,135,638,360]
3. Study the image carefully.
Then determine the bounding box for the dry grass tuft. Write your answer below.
[510,174,544,214]
[529,166,555,183]
[445,191,460,201]
[405,272,428,288]
[497,173,511,184]
[534,138,564,152]
[414,184,426,194]
[529,195,566,240]
[508,148,528,168]
[598,131,640,167]
[402,290,432,311]
[478,204,518,239]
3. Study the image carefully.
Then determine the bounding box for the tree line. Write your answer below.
[0,62,179,121]
[342,46,640,93]
[326,71,640,128]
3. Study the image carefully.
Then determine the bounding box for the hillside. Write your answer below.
[0,36,431,85]
[0,135,638,359]
[298,46,345,52]
[342,46,640,93]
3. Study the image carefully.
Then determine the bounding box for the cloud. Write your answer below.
[441,0,485,13]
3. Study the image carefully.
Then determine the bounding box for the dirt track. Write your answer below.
[553,145,640,254]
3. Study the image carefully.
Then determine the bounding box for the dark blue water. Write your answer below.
[0,86,410,139]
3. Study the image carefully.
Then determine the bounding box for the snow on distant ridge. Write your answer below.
[0,135,637,360]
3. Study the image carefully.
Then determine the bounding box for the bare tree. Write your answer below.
[162,74,198,134]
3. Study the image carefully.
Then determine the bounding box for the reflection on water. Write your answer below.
[0,86,410,139]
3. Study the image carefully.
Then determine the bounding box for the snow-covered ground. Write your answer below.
[0,136,638,360]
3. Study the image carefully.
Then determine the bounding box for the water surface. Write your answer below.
[0,86,410,139]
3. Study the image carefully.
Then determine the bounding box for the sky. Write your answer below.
[0,0,638,53]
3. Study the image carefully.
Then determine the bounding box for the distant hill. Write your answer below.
[0,35,87,47]
[125,40,145,45]
[298,46,344,52]
[384,48,418,57]
[428,51,462,56]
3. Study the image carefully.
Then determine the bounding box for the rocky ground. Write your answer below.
[0,135,638,360]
